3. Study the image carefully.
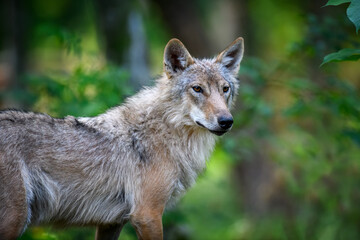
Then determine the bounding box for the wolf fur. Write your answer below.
[0,37,244,240]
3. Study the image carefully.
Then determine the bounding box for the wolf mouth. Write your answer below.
[209,130,227,136]
[196,121,227,136]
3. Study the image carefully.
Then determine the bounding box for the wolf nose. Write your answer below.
[218,116,233,130]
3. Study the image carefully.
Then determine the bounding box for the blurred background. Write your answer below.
[1,0,360,239]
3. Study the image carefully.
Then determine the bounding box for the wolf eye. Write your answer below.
[223,86,230,93]
[192,86,203,93]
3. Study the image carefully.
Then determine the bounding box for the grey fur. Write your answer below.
[0,37,244,240]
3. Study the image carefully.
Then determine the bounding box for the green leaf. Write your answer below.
[347,0,360,33]
[324,0,350,6]
[321,48,360,66]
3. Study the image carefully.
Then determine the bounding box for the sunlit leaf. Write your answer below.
[347,0,360,33]
[324,0,350,6]
[321,48,360,66]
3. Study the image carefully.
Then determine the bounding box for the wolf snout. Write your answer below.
[217,115,233,130]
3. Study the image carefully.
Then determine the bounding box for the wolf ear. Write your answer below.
[216,37,244,75]
[164,38,194,78]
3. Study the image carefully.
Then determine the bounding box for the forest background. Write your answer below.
[0,0,360,239]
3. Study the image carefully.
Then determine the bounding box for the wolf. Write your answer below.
[0,37,244,240]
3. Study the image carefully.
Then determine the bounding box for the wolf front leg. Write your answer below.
[95,223,124,240]
[131,208,164,240]
[0,159,28,240]
[129,156,175,239]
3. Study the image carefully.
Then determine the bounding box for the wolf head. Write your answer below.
[163,38,244,136]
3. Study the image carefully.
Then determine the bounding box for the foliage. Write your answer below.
[324,0,360,32]
[36,23,83,57]
[325,0,351,7]
[322,0,360,65]
[347,0,360,33]
[25,65,132,118]
[321,48,360,65]
[278,77,360,239]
